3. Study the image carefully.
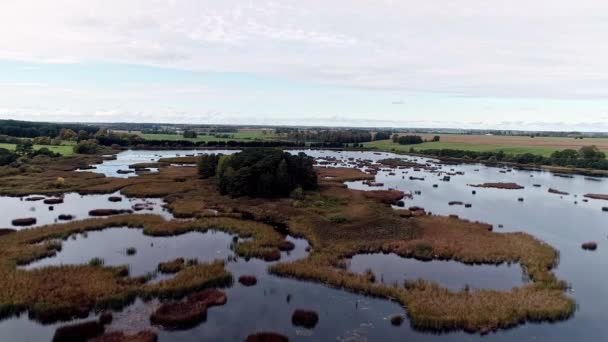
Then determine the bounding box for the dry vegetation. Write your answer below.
[469,182,525,189]
[0,152,575,334]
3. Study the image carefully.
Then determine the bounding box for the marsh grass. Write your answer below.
[0,152,575,334]
[269,187,574,333]
[0,213,286,323]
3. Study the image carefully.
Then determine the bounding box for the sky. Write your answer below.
[1,0,608,131]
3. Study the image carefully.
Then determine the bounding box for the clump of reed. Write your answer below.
[150,289,227,330]
[390,314,404,326]
[238,275,257,286]
[89,257,105,267]
[245,332,289,342]
[52,320,105,342]
[11,217,37,226]
[90,330,157,342]
[158,258,185,274]
[582,242,597,251]
[291,309,319,328]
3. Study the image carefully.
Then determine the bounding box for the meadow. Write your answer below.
[0,143,75,156]
[365,134,608,157]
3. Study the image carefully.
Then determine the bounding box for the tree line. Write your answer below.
[411,145,608,170]
[0,119,98,138]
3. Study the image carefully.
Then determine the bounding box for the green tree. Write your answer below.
[579,145,605,160]
[183,130,198,139]
[15,140,33,156]
[197,154,220,179]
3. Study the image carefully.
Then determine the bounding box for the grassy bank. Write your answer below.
[365,140,561,157]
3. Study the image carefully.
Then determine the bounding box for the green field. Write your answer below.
[364,140,561,157]
[0,143,74,156]
[139,131,277,142]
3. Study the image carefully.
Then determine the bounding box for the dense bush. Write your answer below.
[217,148,317,197]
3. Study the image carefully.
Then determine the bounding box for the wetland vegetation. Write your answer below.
[0,138,601,341]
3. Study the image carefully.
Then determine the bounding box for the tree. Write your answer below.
[0,148,18,166]
[58,128,77,141]
[183,130,198,139]
[78,130,90,141]
[197,154,220,179]
[397,135,423,145]
[579,145,605,160]
[374,131,392,140]
[432,135,440,142]
[73,139,101,154]
[15,140,33,156]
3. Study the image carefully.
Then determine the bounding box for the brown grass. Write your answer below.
[469,183,524,189]
[0,212,293,322]
[269,185,573,333]
[315,167,374,184]
[90,331,158,342]
[0,152,575,334]
[245,332,289,342]
[584,193,608,200]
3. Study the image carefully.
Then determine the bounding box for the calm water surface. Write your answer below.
[0,192,171,230]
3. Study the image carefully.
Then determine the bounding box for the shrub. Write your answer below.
[329,215,347,224]
[54,177,65,188]
[73,139,102,154]
[89,257,105,267]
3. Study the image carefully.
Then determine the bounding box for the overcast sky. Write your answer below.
[1,0,608,130]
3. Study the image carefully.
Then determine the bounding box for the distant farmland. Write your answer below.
[138,131,277,142]
[365,134,608,157]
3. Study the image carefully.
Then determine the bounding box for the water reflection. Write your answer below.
[0,192,171,230]
[348,253,525,291]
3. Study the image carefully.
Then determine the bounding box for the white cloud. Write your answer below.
[1,0,608,98]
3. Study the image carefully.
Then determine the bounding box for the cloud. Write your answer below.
[1,0,608,98]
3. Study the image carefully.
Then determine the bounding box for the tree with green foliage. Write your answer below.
[73,139,101,154]
[58,128,77,141]
[197,154,221,179]
[15,140,33,156]
[0,148,18,166]
[374,131,392,140]
[578,145,605,160]
[396,135,424,145]
[183,130,198,139]
[216,148,317,198]
[432,135,441,142]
